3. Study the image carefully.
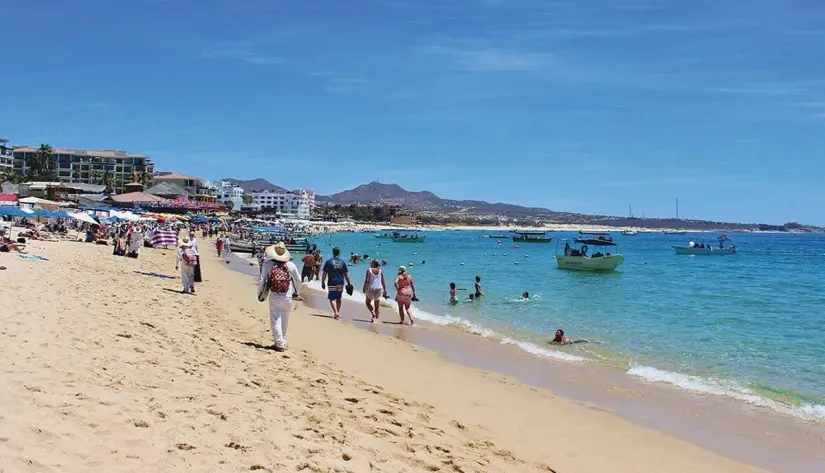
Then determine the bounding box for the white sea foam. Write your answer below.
[299,279,583,362]
[627,365,825,422]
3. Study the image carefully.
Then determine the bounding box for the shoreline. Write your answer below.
[228,252,825,473]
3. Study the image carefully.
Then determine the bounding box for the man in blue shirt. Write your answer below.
[321,247,351,319]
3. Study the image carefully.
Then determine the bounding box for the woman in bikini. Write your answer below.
[394,266,416,325]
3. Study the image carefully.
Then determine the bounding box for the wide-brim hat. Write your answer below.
[178,236,191,247]
[265,242,291,262]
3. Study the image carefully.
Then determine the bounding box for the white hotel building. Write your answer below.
[249,188,315,219]
[215,180,246,211]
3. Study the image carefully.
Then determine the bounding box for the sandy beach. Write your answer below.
[0,239,781,472]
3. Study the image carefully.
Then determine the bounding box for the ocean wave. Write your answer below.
[300,279,584,362]
[627,365,825,422]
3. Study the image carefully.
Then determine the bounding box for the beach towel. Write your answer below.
[19,255,48,261]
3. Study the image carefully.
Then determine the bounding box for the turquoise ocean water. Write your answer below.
[306,230,825,422]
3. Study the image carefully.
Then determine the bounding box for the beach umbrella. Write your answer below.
[0,207,32,218]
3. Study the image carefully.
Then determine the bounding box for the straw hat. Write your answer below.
[265,242,291,262]
[178,236,191,247]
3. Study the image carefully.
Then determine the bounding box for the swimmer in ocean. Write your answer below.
[550,329,573,345]
[522,291,529,300]
[474,276,484,298]
[449,282,458,305]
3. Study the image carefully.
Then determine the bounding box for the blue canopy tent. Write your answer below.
[192,215,208,224]
[0,207,32,218]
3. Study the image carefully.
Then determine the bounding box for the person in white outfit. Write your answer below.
[257,242,303,351]
[175,236,197,294]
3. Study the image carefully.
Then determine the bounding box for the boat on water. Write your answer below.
[513,230,552,243]
[234,225,316,255]
[555,238,624,272]
[482,233,510,239]
[579,229,611,236]
[673,236,736,255]
[621,230,638,236]
[391,231,426,243]
[663,229,688,235]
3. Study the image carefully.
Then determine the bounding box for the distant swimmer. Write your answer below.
[549,329,588,345]
[522,291,529,301]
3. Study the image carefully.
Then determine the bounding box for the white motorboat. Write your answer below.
[555,238,624,272]
[673,237,736,255]
[621,230,638,236]
[663,229,688,235]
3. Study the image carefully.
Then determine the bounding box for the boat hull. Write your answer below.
[392,237,426,243]
[554,254,624,271]
[673,246,735,255]
[512,237,553,243]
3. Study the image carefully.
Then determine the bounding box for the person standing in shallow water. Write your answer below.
[363,259,387,322]
[394,266,416,325]
[321,247,351,320]
[474,275,484,298]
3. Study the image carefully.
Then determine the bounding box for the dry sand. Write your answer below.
[0,240,770,472]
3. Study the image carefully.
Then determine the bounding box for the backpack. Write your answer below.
[182,247,198,266]
[269,262,292,294]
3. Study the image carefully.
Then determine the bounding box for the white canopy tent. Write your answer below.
[67,212,98,225]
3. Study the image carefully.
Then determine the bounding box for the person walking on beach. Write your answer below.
[394,266,416,325]
[216,234,224,257]
[222,234,232,262]
[363,259,387,322]
[313,250,323,281]
[301,251,315,282]
[189,231,203,283]
[257,242,303,351]
[175,236,198,294]
[321,247,351,320]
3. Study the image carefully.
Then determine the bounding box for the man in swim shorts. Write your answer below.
[321,247,351,319]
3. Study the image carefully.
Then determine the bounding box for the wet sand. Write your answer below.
[226,254,825,473]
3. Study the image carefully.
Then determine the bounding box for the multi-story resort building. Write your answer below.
[248,188,315,219]
[0,137,13,174]
[214,180,246,211]
[151,172,217,203]
[12,145,155,193]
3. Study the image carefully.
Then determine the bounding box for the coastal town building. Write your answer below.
[214,180,246,211]
[248,188,314,219]
[152,172,217,203]
[0,138,13,174]
[12,145,155,193]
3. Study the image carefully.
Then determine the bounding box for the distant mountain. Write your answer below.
[224,178,286,193]
[317,181,561,217]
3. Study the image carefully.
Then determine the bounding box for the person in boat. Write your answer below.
[564,242,571,256]
[474,276,484,298]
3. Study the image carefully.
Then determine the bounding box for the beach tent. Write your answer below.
[68,212,98,225]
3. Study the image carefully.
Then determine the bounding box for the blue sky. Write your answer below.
[3,0,825,224]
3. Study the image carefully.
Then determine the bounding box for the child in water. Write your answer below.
[522,291,529,301]
[449,282,458,305]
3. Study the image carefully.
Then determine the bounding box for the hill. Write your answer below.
[317,181,823,231]
[223,178,286,193]
[318,181,560,217]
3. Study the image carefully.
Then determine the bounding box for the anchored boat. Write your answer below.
[513,230,552,243]
[555,238,624,272]
[391,231,426,243]
[673,236,736,255]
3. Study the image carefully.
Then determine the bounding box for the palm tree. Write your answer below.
[137,170,153,187]
[91,170,103,185]
[71,169,81,181]
[101,170,114,193]
[29,144,56,180]
[112,178,123,194]
[242,195,253,205]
